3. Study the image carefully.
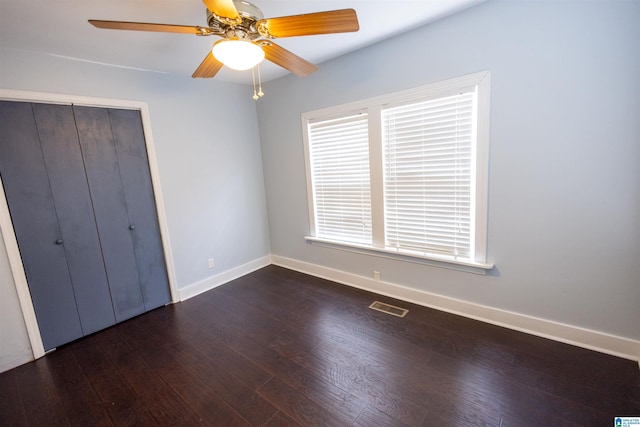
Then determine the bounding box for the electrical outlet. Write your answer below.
[208,258,215,269]
[373,271,380,281]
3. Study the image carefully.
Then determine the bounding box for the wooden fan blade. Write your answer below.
[192,52,224,78]
[89,20,210,35]
[202,0,239,20]
[257,9,359,38]
[260,42,318,77]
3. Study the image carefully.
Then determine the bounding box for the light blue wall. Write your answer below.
[257,0,640,340]
[0,47,271,368]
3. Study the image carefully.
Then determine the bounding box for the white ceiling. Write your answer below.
[0,0,484,84]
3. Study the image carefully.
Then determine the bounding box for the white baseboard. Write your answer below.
[271,255,640,362]
[178,255,272,302]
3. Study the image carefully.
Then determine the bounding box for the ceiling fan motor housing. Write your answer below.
[207,0,264,40]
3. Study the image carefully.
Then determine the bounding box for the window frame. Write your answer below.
[301,71,493,273]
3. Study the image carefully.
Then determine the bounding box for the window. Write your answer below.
[307,113,371,245]
[302,71,492,271]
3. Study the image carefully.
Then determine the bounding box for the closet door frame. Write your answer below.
[0,89,179,359]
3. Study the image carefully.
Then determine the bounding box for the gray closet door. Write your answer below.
[73,106,146,322]
[109,109,170,311]
[1,100,170,349]
[32,103,116,336]
[0,101,83,350]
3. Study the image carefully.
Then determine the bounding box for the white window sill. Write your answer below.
[304,236,494,275]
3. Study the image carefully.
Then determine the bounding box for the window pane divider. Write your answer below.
[368,105,385,248]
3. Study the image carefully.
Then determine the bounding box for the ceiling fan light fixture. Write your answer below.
[212,39,265,70]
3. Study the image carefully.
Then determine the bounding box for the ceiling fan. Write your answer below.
[89,0,359,80]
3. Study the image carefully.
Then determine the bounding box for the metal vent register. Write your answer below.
[369,301,409,318]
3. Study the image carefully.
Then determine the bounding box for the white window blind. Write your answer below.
[382,91,475,259]
[308,113,372,245]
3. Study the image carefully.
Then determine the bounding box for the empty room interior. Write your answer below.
[0,0,638,425]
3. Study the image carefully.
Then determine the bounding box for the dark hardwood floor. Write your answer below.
[1,265,638,426]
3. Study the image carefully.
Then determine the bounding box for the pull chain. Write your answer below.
[251,67,259,100]
[257,64,264,98]
[251,64,265,101]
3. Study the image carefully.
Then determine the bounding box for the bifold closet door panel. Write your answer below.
[73,105,145,322]
[32,103,116,335]
[0,101,83,349]
[109,109,171,310]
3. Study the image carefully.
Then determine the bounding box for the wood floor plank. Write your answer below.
[96,327,205,425]
[512,347,640,408]
[148,357,253,426]
[486,371,612,426]
[263,411,303,427]
[208,290,320,351]
[43,347,113,426]
[15,358,71,426]
[428,347,639,418]
[328,303,487,362]
[118,312,275,425]
[307,311,436,369]
[1,265,638,426]
[168,343,278,425]
[270,335,429,425]
[258,377,355,427]
[0,368,27,426]
[229,333,367,424]
[315,328,490,425]
[146,305,274,391]
[355,405,416,427]
[71,341,157,426]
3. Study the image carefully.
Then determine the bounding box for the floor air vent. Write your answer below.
[369,301,409,318]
